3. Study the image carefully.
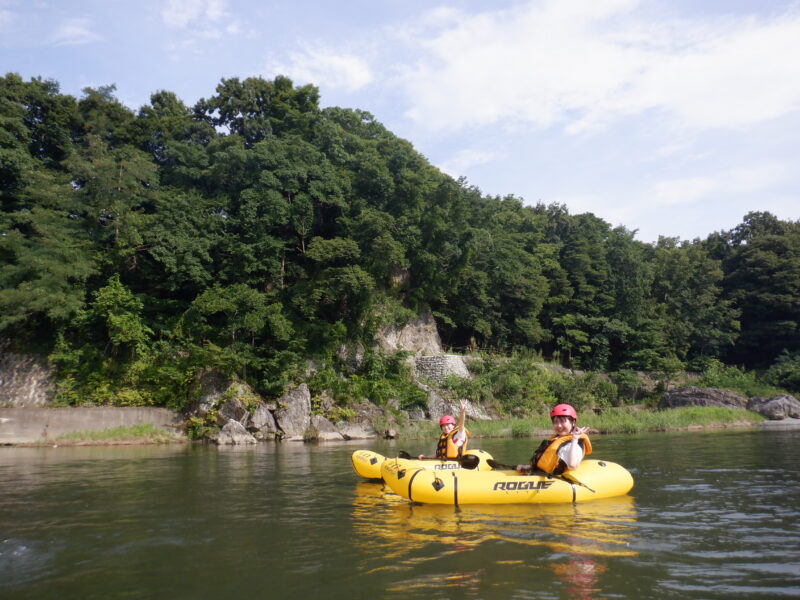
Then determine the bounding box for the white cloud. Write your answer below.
[625,14,800,130]
[437,148,503,178]
[162,0,221,28]
[269,46,373,93]
[649,162,793,208]
[49,17,102,46]
[394,0,800,134]
[549,161,794,241]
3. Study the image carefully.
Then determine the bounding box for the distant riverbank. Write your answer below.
[5,405,795,448]
[398,405,770,441]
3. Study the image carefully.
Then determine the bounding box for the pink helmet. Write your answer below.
[439,415,456,426]
[550,403,577,421]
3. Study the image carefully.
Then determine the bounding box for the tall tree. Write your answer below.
[722,213,800,366]
[651,237,739,364]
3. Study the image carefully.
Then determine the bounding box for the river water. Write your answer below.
[1,428,799,599]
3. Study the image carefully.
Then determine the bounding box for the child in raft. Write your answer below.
[419,398,470,460]
[516,403,591,475]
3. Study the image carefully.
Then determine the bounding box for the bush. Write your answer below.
[763,351,800,394]
[547,372,617,412]
[307,351,427,412]
[698,359,780,397]
[610,369,644,404]
[441,354,556,415]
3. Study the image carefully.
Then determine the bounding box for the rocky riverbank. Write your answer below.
[3,315,800,446]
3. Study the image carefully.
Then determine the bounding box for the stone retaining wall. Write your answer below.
[0,347,54,407]
[0,407,183,444]
[414,355,471,384]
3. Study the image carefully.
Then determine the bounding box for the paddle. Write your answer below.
[487,459,596,492]
[560,472,596,493]
[486,459,518,470]
[398,451,480,470]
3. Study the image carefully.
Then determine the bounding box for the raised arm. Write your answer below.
[457,399,468,433]
[564,425,589,470]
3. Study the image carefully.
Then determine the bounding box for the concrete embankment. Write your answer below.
[0,407,183,444]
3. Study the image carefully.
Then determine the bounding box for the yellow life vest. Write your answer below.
[530,433,592,475]
[435,427,471,459]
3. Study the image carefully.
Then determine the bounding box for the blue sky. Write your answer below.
[2,0,799,243]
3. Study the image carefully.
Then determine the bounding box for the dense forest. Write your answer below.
[2,73,799,411]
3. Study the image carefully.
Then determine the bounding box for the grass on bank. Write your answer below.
[49,424,185,445]
[397,406,765,439]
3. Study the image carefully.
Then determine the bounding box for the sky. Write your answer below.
[2,0,799,243]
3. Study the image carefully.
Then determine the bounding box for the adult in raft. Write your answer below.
[515,403,591,475]
[419,399,470,460]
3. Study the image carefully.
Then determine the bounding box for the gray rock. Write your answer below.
[317,392,336,414]
[406,406,427,421]
[747,395,800,420]
[214,420,257,445]
[217,396,248,426]
[335,343,365,373]
[273,384,312,441]
[310,414,345,441]
[336,421,379,440]
[350,398,386,422]
[375,307,443,356]
[250,405,278,440]
[659,386,748,410]
[191,370,229,416]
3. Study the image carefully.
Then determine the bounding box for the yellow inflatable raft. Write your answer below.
[351,449,494,480]
[380,458,633,504]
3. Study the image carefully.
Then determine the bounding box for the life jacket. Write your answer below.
[435,427,471,459]
[529,433,592,475]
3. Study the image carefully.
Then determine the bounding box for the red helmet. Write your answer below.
[439,415,456,426]
[550,404,577,421]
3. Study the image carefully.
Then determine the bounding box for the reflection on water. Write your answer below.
[352,481,637,598]
[1,430,799,599]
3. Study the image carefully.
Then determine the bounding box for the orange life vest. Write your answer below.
[435,427,471,459]
[530,433,592,475]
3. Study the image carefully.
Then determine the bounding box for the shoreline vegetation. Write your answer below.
[19,406,766,447]
[2,74,799,435]
[43,424,186,447]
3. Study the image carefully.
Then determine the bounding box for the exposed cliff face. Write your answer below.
[0,345,54,407]
[375,307,443,356]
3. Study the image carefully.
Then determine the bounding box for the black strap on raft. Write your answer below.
[407,469,422,502]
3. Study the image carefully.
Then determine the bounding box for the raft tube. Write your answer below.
[380,458,634,504]
[351,449,494,480]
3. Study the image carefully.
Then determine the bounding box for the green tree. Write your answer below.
[722,213,800,366]
[65,135,157,270]
[651,237,739,364]
[195,76,320,146]
[80,274,152,358]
